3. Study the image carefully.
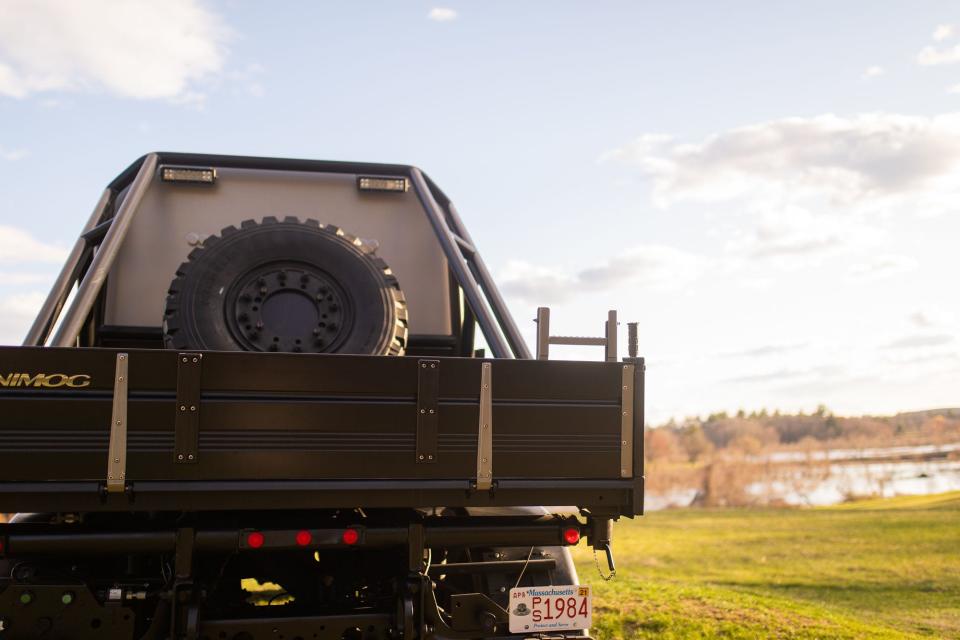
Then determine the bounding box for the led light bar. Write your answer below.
[357,176,409,193]
[160,165,217,184]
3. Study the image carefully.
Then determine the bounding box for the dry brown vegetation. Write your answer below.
[644,407,960,507]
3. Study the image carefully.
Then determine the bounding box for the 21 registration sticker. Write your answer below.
[508,585,592,634]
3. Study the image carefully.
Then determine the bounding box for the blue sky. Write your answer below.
[1,1,958,422]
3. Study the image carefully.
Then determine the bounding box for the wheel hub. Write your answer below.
[229,266,349,353]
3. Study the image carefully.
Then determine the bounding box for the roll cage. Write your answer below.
[24,152,530,360]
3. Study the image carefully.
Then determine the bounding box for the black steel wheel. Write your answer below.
[163,217,407,355]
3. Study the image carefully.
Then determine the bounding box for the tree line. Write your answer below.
[645,407,960,463]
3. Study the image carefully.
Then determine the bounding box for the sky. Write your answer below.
[0,1,958,423]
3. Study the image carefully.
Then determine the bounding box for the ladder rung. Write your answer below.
[81,218,114,245]
[549,336,607,346]
[453,234,476,256]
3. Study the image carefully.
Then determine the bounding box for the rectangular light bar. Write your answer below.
[357,176,409,193]
[160,165,217,184]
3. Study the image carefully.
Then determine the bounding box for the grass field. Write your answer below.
[571,491,960,639]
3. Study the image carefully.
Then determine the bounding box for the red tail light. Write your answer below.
[342,528,360,545]
[562,527,581,545]
[246,531,265,549]
[295,530,313,547]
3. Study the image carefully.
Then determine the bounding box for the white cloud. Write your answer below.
[0,146,26,161]
[724,207,884,261]
[910,308,956,328]
[725,364,843,385]
[605,113,960,269]
[721,343,807,358]
[499,245,707,304]
[498,262,576,304]
[0,225,68,264]
[0,271,55,285]
[910,311,934,327]
[0,292,45,315]
[845,254,919,282]
[934,24,955,42]
[0,0,230,101]
[428,7,458,22]
[607,113,960,211]
[0,291,44,345]
[883,333,954,349]
[863,65,884,78]
[917,44,960,66]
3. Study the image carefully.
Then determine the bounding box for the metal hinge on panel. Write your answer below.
[106,353,129,493]
[416,359,439,463]
[536,307,618,361]
[476,362,493,490]
[175,353,202,464]
[620,364,635,478]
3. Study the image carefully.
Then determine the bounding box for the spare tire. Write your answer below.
[163,216,407,355]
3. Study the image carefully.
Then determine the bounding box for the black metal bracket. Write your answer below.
[175,353,202,464]
[416,359,439,463]
[408,523,425,574]
[170,527,198,640]
[175,527,195,579]
[0,582,135,637]
[449,593,508,632]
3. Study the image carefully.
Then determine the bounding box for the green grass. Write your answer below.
[572,493,960,639]
[823,490,960,511]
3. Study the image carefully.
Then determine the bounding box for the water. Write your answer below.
[645,488,700,511]
[756,442,960,464]
[646,442,960,510]
[747,459,960,507]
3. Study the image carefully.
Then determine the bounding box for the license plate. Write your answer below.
[508,585,592,634]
